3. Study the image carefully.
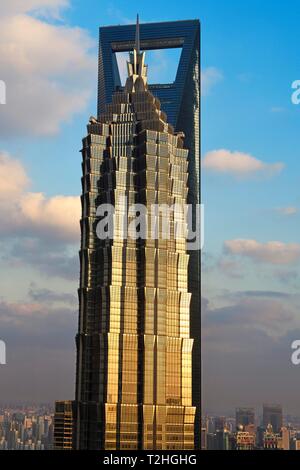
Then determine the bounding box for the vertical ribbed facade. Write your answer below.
[76,84,196,449]
[72,18,200,451]
[97,20,201,448]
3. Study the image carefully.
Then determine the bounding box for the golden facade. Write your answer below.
[75,21,197,450]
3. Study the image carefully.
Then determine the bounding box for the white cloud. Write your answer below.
[0,152,29,196]
[201,67,223,96]
[203,149,284,178]
[224,239,300,265]
[0,151,80,241]
[276,206,298,216]
[19,192,80,241]
[0,2,96,136]
[0,0,69,18]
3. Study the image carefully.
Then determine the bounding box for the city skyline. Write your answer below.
[0,0,300,419]
[3,401,300,451]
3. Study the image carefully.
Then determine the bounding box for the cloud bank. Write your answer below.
[0,152,80,279]
[0,0,96,136]
[203,149,284,178]
[202,294,300,414]
[224,239,300,265]
[0,152,80,242]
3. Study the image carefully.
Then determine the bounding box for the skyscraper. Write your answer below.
[98,26,201,385]
[53,401,75,450]
[263,404,283,434]
[55,17,201,451]
[236,407,255,430]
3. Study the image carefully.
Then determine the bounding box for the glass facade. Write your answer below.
[54,401,75,450]
[73,19,201,450]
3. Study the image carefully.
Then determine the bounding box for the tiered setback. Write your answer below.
[76,88,195,450]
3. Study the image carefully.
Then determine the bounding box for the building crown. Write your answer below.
[125,15,148,93]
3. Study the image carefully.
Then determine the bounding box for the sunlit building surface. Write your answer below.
[98,19,201,448]
[235,431,255,450]
[73,18,200,450]
[263,424,280,450]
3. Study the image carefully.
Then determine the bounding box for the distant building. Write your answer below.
[263,404,283,433]
[295,440,300,450]
[236,431,256,450]
[207,429,230,450]
[201,427,207,450]
[215,430,230,450]
[236,407,255,429]
[53,401,75,450]
[277,426,290,450]
[263,424,280,450]
[207,432,216,450]
[256,425,265,449]
[206,417,214,434]
[214,416,226,432]
[0,407,53,450]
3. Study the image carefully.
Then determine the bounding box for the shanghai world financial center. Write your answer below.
[54,18,200,451]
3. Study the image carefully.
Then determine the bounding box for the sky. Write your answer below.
[0,0,300,417]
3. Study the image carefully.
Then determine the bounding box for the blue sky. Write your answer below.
[0,0,300,415]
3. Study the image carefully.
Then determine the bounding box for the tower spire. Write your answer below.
[125,14,148,92]
[135,14,140,55]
